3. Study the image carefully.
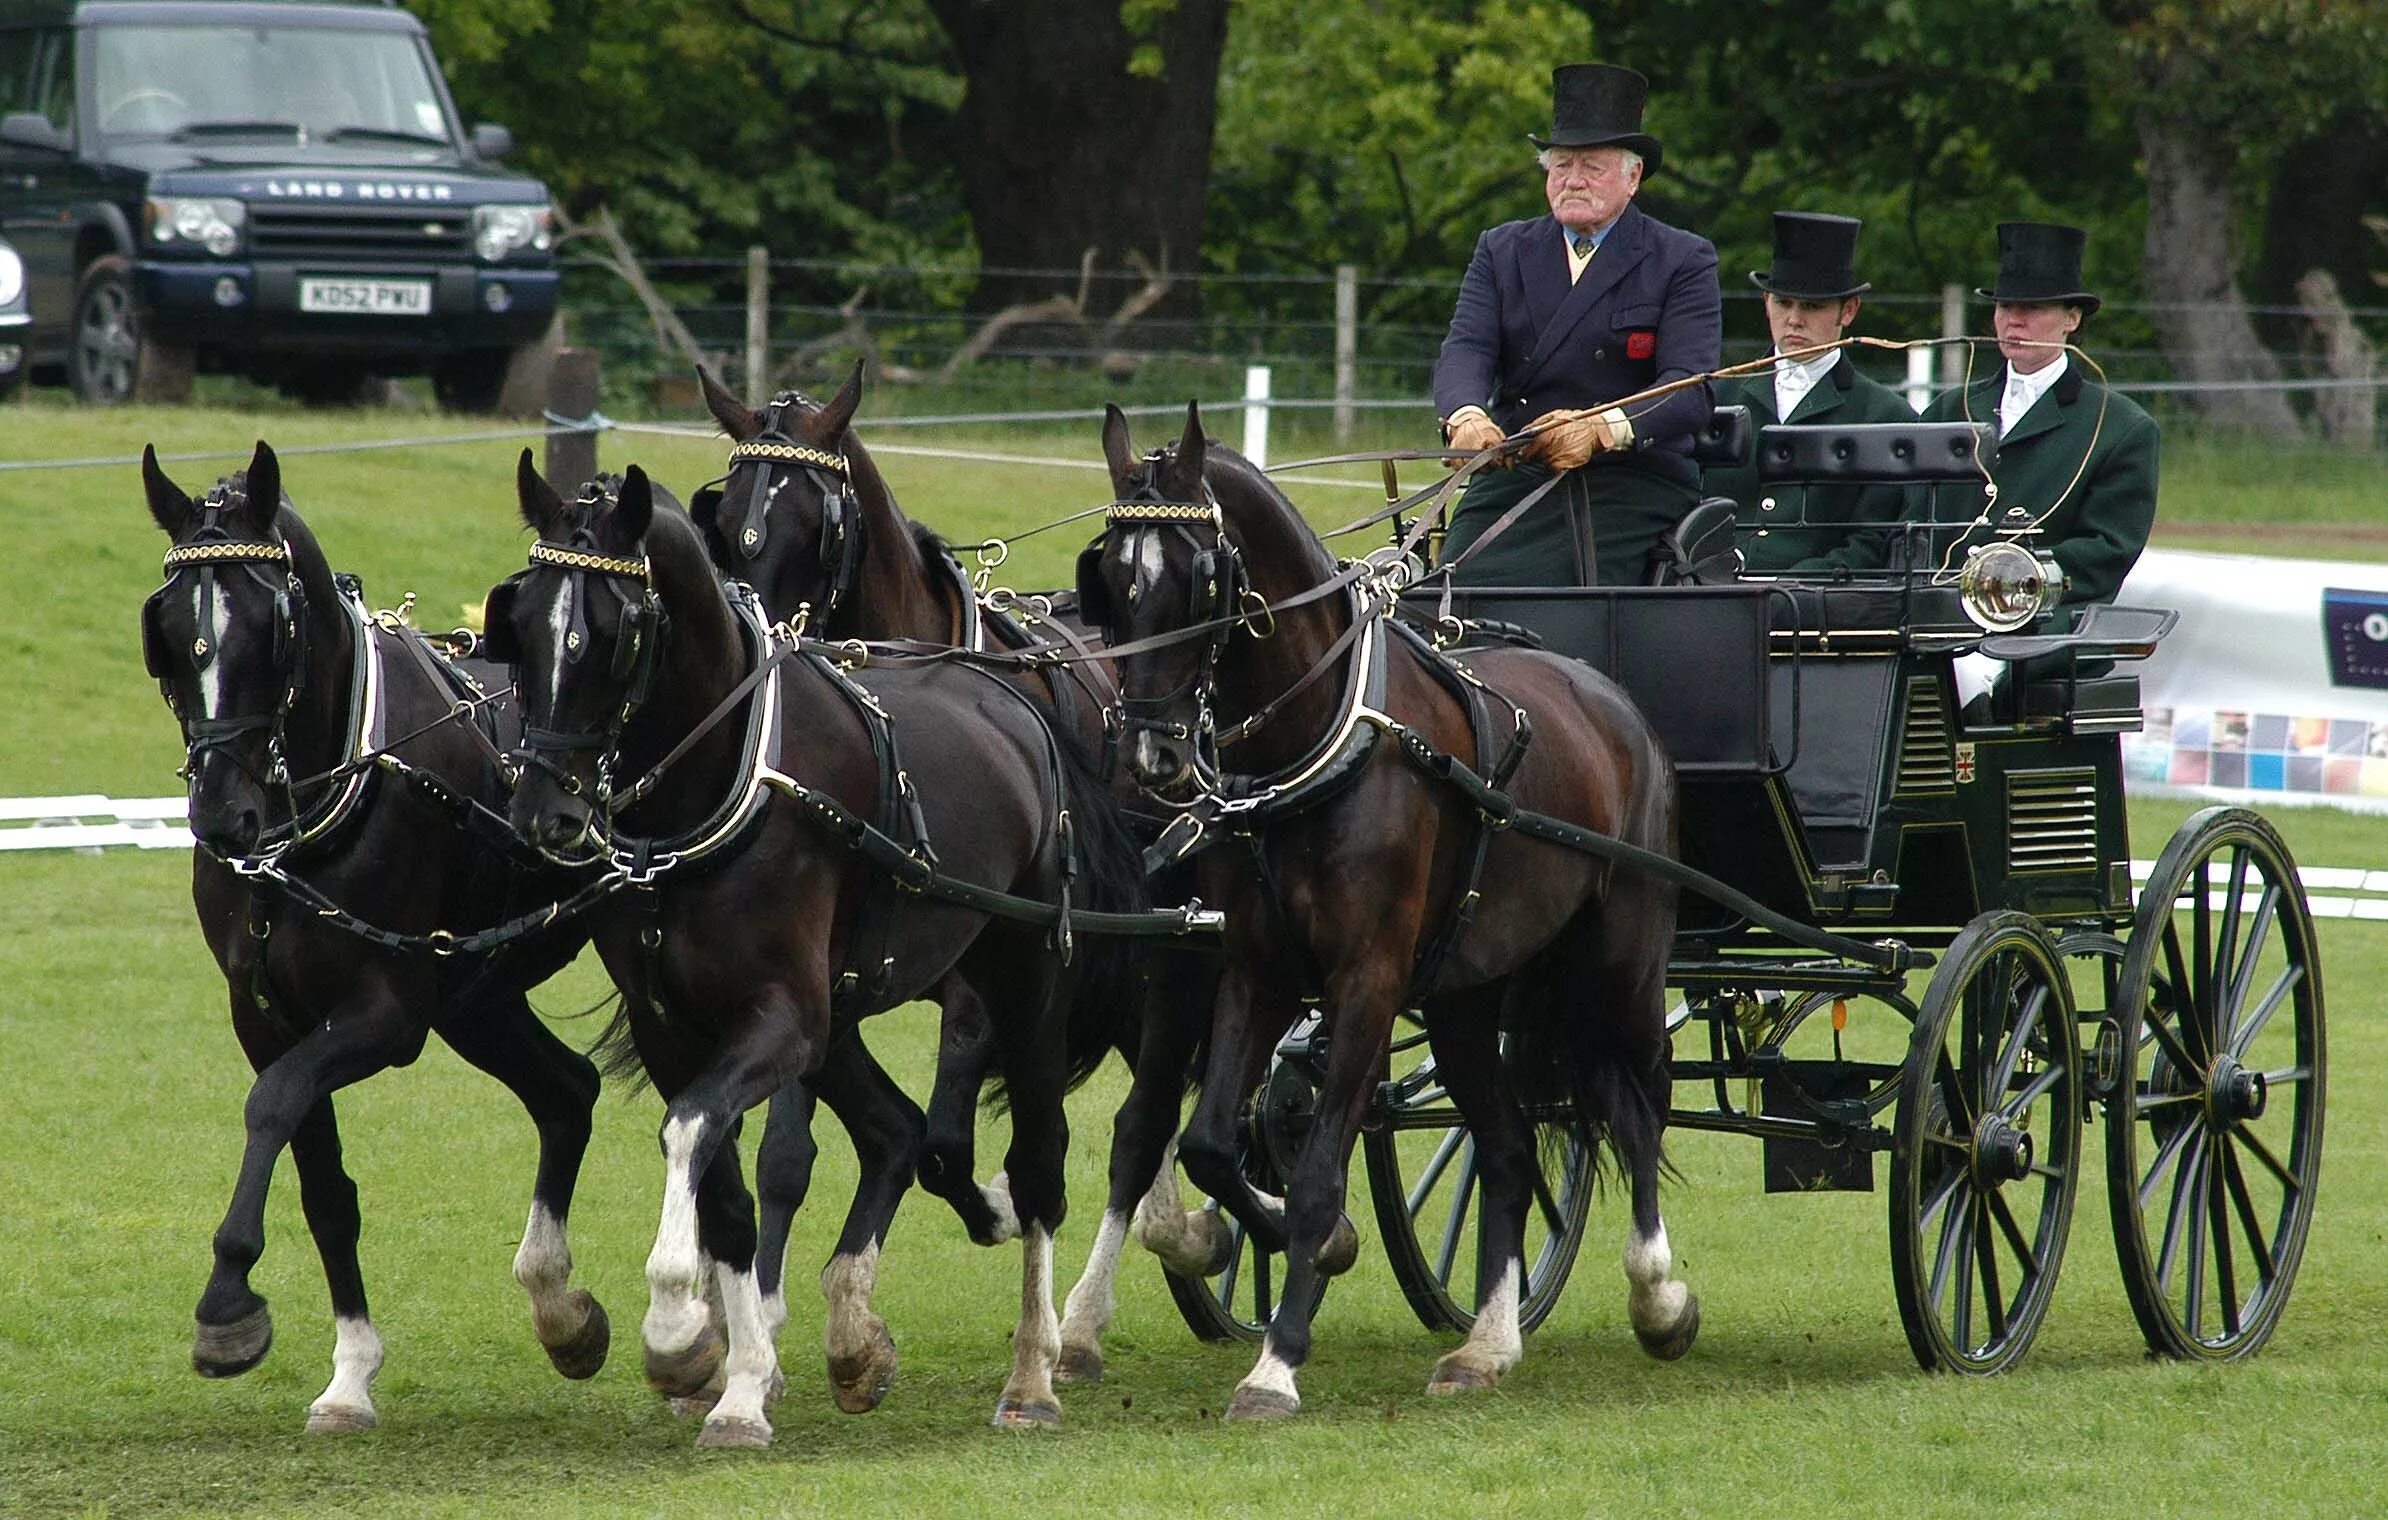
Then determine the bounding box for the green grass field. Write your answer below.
[4,398,2386,1517]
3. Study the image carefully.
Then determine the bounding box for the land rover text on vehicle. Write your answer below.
[0,0,557,408]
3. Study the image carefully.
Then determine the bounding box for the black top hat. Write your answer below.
[1750,211,1870,300]
[1528,63,1663,177]
[1978,221,2100,316]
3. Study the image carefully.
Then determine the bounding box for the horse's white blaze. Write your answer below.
[999,1224,1060,1412]
[820,1242,881,1363]
[513,1202,581,1344]
[542,579,574,713]
[1624,1221,1690,1333]
[978,1170,1021,1244]
[645,1114,710,1353]
[1058,1207,1129,1351]
[308,1314,383,1422]
[192,579,230,718]
[703,1261,779,1436]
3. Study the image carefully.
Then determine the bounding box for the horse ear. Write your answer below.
[516,447,566,537]
[1101,403,1137,491]
[698,365,762,441]
[813,357,865,441]
[1167,400,1208,495]
[614,464,655,543]
[142,444,192,534]
[241,440,282,529]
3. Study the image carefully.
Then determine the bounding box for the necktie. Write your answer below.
[1570,233,1597,259]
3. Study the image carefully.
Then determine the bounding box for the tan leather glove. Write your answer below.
[1522,406,1634,471]
[1442,411,1507,467]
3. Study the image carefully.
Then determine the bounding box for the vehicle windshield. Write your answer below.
[91,25,457,146]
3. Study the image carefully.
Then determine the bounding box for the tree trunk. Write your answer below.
[2138,106,2305,439]
[2256,115,2388,349]
[926,0,1228,321]
[2294,269,2376,451]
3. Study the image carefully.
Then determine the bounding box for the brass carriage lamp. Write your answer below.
[1957,540,2066,632]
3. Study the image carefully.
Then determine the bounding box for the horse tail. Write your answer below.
[585,990,653,1094]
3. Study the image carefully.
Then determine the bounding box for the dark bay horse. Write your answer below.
[140,442,610,1433]
[1079,405,1697,1418]
[490,456,1148,1443]
[689,367,1232,1383]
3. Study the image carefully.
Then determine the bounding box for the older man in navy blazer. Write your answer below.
[1433,64,1721,586]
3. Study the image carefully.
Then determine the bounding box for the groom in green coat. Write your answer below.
[1702,211,1915,574]
[1915,222,2160,607]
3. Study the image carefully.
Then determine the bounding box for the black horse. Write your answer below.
[140,442,610,1433]
[689,367,1231,1384]
[489,455,1147,1443]
[1079,405,1697,1418]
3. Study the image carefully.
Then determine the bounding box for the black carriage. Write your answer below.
[1167,412,2325,1373]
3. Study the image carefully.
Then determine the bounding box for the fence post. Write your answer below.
[1904,347,1934,414]
[1243,365,1272,470]
[745,245,770,407]
[546,347,601,498]
[1939,283,1968,387]
[1333,264,1358,443]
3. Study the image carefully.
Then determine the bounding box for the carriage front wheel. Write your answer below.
[2106,806,2325,1361]
[1363,1024,1595,1334]
[1890,911,2083,1374]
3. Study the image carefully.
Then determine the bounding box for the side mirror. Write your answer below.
[469,122,513,161]
[0,112,71,154]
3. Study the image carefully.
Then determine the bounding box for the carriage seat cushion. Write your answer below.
[1648,498,1744,586]
[1755,421,1997,485]
[1690,405,1754,469]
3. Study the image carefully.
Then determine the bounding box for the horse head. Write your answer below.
[1081,402,1243,799]
[692,359,867,628]
[141,440,316,858]
[487,452,668,862]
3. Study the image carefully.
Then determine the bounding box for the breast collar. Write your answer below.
[603,584,788,879]
[1142,589,1393,866]
[256,578,386,862]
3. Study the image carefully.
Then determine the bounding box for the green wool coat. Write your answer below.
[1703,353,1917,573]
[1919,360,2160,605]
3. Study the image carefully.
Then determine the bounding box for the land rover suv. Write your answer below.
[0,0,557,408]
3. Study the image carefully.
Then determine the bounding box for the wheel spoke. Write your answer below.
[2233,1122,2304,1199]
[2141,1006,2203,1087]
[2155,1127,2210,1288]
[2133,1090,2202,1112]
[1927,1177,1968,1310]
[2207,1148,2241,1340]
[2222,882,2277,1027]
[2211,848,2250,1022]
[1975,1195,2008,1346]
[2221,1140,2278,1286]
[2137,1115,2199,1207]
[1988,980,2051,1099]
[1934,1046,1977,1137]
[1950,1195,1980,1350]
[2008,1063,2063,1115]
[2160,918,2198,1061]
[1529,1140,1569,1236]
[1405,1127,1466,1221]
[2191,860,2215,1057]
[2229,963,2304,1062]
[1986,1187,2036,1275]
[1434,1144,1478,1286]
[2182,1136,2211,1336]
[1919,1159,1966,1232]
[2258,1064,2313,1088]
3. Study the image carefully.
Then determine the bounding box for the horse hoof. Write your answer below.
[543,1292,611,1381]
[828,1324,898,1414]
[304,1403,378,1435]
[1426,1356,1502,1395]
[1224,1385,1300,1422]
[695,1414,773,1450]
[1055,1342,1104,1385]
[192,1305,274,1378]
[992,1397,1062,1430]
[1316,1214,1361,1278]
[644,1323,727,1399]
[1635,1293,1700,1362]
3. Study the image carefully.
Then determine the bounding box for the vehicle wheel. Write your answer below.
[2107,807,2324,1361]
[1890,910,2081,1374]
[1163,1025,1328,1344]
[433,348,510,414]
[1364,1024,1593,1334]
[70,256,188,404]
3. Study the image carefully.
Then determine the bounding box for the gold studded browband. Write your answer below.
[161,541,290,573]
[1105,501,1219,525]
[529,542,650,580]
[728,440,851,475]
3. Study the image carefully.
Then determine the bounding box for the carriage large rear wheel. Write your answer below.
[1163,1034,1329,1344]
[1364,1024,1594,1334]
[1889,911,2082,1374]
[2107,807,2324,1361]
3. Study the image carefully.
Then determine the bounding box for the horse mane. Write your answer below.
[1196,441,1340,585]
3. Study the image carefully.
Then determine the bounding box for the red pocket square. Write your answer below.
[1626,330,1656,360]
